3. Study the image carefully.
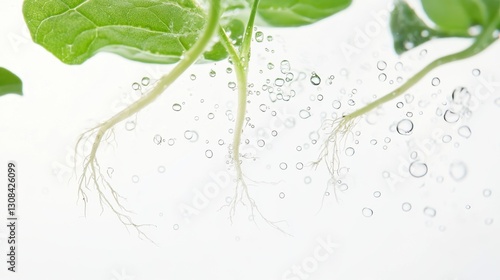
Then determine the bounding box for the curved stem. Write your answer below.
[346,14,500,120]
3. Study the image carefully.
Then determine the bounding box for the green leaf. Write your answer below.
[23,0,232,64]
[0,68,23,97]
[390,1,462,54]
[257,0,352,27]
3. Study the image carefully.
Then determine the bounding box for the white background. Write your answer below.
[1,0,500,279]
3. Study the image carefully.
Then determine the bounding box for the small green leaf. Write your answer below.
[421,0,474,32]
[0,68,23,97]
[257,0,352,27]
[390,1,461,54]
[23,0,233,64]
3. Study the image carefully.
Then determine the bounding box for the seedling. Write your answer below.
[22,0,351,237]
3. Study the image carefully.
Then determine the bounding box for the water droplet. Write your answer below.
[132,82,141,90]
[226,67,233,74]
[267,62,274,70]
[271,130,278,137]
[141,77,150,86]
[153,134,163,145]
[167,138,175,146]
[228,82,236,89]
[396,119,414,135]
[362,207,374,217]
[279,162,288,170]
[332,100,341,109]
[377,73,387,82]
[431,77,440,86]
[285,72,294,82]
[402,202,412,212]
[395,62,403,71]
[255,31,264,42]
[267,35,273,41]
[337,183,348,191]
[449,161,467,181]
[172,103,182,111]
[451,87,470,104]
[485,218,494,225]
[218,139,224,145]
[107,167,114,178]
[299,109,311,119]
[275,78,285,87]
[442,135,452,143]
[443,110,460,123]
[373,191,381,198]
[304,176,312,184]
[132,175,140,183]
[472,68,481,76]
[209,69,216,77]
[377,60,387,71]
[310,72,321,85]
[257,139,265,147]
[384,137,391,143]
[173,224,179,230]
[409,161,428,178]
[205,149,213,158]
[279,192,285,199]
[184,130,199,142]
[370,139,377,145]
[483,188,492,197]
[158,166,166,173]
[345,147,355,156]
[280,60,291,74]
[396,102,404,108]
[347,99,355,106]
[457,126,471,138]
[190,74,196,81]
[423,207,436,217]
[410,151,418,160]
[207,113,215,120]
[125,120,136,131]
[296,162,304,170]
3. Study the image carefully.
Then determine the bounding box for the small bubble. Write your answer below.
[190,74,196,80]
[431,77,440,86]
[279,192,285,199]
[362,207,374,217]
[207,113,215,120]
[218,139,224,145]
[158,166,166,173]
[184,130,199,142]
[402,202,412,212]
[267,35,273,41]
[409,161,428,178]
[442,135,452,143]
[153,134,163,145]
[465,205,471,210]
[472,68,481,76]
[396,119,414,135]
[370,139,377,145]
[132,82,141,90]
[396,102,404,108]
[257,139,265,147]
[125,120,136,131]
[304,176,312,184]
[141,77,150,86]
[296,162,304,170]
[451,87,470,104]
[443,110,460,123]
[173,224,179,230]
[377,60,387,71]
[337,183,348,192]
[347,99,355,106]
[485,218,494,225]
[457,126,472,138]
[450,161,467,181]
[132,175,140,183]
[285,72,294,82]
[345,147,355,156]
[280,60,291,73]
[373,191,381,198]
[271,130,278,137]
[106,167,114,178]
[279,162,288,170]
[395,62,403,71]
[378,73,387,82]
[267,62,274,70]
[255,31,264,42]
[226,67,233,74]
[384,137,391,143]
[299,109,311,119]
[483,189,492,197]
[172,103,182,111]
[167,138,175,146]
[310,72,321,85]
[332,100,341,109]
[205,149,213,158]
[228,82,236,89]
[423,207,436,217]
[410,151,418,160]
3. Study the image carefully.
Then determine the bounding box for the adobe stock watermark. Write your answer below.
[178,169,232,223]
[281,235,339,280]
[339,3,393,62]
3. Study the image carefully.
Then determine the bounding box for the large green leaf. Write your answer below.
[257,0,352,27]
[0,68,23,97]
[23,0,236,64]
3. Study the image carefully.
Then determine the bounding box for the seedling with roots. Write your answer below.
[23,0,351,237]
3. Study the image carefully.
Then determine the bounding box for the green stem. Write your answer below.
[347,15,500,120]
